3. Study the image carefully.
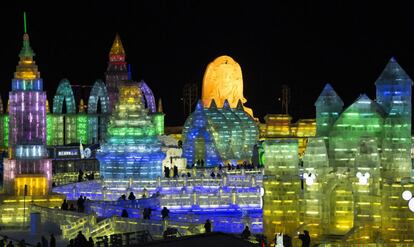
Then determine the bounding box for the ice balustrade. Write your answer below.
[53,172,263,201]
[85,201,262,234]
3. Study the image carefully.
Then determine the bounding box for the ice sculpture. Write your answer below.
[96,81,165,179]
[182,99,258,167]
[201,55,254,117]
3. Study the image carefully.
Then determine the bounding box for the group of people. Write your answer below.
[0,236,24,247]
[0,234,56,247]
[224,162,258,171]
[164,165,179,178]
[66,231,94,247]
[78,169,95,182]
[76,195,88,213]
[119,192,137,201]
[60,199,76,211]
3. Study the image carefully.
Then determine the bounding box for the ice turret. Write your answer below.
[315,83,344,140]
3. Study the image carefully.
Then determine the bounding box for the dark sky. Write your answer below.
[0,1,413,125]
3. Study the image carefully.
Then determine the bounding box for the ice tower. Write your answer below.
[376,57,412,179]
[262,139,300,241]
[105,34,128,111]
[3,23,52,196]
[315,83,343,143]
[96,81,165,180]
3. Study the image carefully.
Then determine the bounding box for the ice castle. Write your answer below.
[263,57,414,245]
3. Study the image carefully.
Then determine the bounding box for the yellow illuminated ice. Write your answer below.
[201,55,253,117]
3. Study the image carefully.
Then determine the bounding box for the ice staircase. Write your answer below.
[31,205,204,240]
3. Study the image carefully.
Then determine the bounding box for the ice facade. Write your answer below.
[182,99,259,167]
[259,114,316,156]
[96,82,165,179]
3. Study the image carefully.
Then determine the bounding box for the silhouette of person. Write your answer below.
[50,234,56,247]
[298,230,310,247]
[161,207,170,220]
[204,219,212,233]
[173,165,178,178]
[41,235,48,247]
[241,226,251,239]
[128,192,136,200]
[121,209,129,218]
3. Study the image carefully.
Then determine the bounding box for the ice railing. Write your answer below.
[30,204,204,240]
[53,171,263,201]
[31,204,97,240]
[85,200,262,234]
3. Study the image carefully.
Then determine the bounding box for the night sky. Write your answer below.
[0,1,413,125]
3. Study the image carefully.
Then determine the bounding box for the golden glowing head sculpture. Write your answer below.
[201,55,253,117]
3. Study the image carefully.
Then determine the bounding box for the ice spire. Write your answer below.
[157,98,163,113]
[15,12,40,80]
[109,33,125,61]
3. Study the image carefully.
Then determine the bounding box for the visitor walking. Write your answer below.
[161,207,170,220]
[41,236,48,247]
[61,199,68,210]
[121,209,129,218]
[204,219,212,233]
[298,230,310,247]
[50,234,56,247]
[241,226,251,239]
[87,237,94,247]
[173,165,178,178]
[128,192,136,200]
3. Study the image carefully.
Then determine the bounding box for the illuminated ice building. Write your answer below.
[0,21,63,226]
[182,100,259,167]
[263,57,414,245]
[0,34,163,186]
[96,81,165,180]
